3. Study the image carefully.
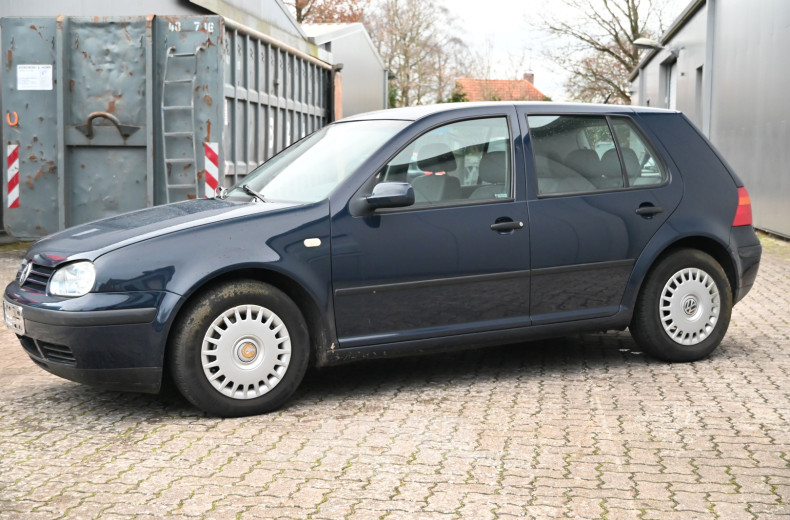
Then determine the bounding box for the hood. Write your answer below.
[28,199,300,265]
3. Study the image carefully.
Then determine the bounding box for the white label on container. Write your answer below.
[17,64,53,91]
[224,100,229,126]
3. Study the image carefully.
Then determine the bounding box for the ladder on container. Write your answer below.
[161,45,205,203]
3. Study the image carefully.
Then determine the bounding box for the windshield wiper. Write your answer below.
[241,184,268,203]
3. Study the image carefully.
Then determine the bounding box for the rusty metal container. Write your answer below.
[1,15,332,239]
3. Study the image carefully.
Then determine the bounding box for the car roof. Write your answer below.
[341,102,677,122]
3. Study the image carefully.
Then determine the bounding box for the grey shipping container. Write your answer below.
[1,15,333,239]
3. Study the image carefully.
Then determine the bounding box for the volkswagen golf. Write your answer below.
[4,103,761,417]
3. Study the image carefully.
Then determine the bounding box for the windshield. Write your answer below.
[227,120,409,203]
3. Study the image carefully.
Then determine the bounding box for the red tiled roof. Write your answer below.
[456,77,547,102]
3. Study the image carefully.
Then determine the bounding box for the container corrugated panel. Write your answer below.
[1,15,332,239]
[221,19,330,187]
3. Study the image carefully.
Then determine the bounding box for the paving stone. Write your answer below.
[0,240,788,518]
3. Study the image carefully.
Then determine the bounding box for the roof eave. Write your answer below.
[629,0,706,81]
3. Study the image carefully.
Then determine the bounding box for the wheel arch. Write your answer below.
[649,236,737,296]
[163,267,332,375]
[625,233,738,316]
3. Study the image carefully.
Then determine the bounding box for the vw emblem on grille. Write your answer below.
[19,262,32,286]
[682,296,698,316]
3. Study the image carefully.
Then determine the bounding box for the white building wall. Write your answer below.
[708,0,790,238]
[630,0,790,238]
[304,24,388,117]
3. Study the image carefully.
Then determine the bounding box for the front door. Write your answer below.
[331,112,531,348]
[519,111,683,325]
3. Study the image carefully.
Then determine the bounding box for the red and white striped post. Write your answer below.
[7,144,20,209]
[204,142,219,198]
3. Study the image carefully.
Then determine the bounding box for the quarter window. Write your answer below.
[380,117,512,205]
[527,115,666,195]
[610,118,665,187]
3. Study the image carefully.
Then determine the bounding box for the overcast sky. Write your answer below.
[448,0,690,101]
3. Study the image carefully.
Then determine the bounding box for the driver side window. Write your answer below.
[380,117,512,205]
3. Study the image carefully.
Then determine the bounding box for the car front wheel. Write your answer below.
[169,280,309,417]
[630,249,732,362]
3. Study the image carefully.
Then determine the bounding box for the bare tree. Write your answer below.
[536,0,670,104]
[286,0,369,24]
[366,0,469,107]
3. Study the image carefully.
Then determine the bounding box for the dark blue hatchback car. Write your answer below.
[4,103,761,416]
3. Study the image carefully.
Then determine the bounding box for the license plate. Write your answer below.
[4,300,25,334]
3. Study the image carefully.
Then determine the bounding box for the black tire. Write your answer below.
[630,249,732,362]
[169,280,309,417]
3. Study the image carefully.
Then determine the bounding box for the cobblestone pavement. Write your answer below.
[0,237,788,520]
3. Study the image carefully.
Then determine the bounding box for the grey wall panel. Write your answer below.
[303,24,387,117]
[669,10,707,128]
[331,31,387,117]
[632,4,707,122]
[709,0,790,237]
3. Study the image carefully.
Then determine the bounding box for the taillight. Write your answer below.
[733,187,753,226]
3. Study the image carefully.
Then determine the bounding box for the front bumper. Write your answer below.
[4,285,181,394]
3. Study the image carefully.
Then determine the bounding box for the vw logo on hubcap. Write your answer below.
[682,295,698,316]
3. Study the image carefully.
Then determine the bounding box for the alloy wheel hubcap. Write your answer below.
[660,267,720,346]
[201,304,291,399]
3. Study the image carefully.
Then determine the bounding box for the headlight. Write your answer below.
[49,261,96,297]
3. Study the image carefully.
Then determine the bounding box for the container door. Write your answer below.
[63,17,154,228]
[2,18,61,239]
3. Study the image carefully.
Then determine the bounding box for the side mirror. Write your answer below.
[366,182,415,209]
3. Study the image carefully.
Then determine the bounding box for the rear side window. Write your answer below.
[527,115,666,196]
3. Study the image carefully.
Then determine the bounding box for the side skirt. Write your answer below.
[319,312,632,366]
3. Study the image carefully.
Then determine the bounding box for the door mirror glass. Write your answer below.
[366,182,415,209]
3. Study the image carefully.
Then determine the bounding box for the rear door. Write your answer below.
[517,108,683,325]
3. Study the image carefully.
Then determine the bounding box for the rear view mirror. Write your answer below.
[366,182,415,209]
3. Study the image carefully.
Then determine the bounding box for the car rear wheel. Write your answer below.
[169,280,309,417]
[630,249,732,362]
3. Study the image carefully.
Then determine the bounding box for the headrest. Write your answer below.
[565,149,602,179]
[600,148,623,178]
[478,151,508,184]
[416,143,457,173]
[620,147,641,178]
[602,147,640,178]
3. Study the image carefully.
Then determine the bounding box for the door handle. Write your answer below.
[490,220,524,231]
[635,204,663,217]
